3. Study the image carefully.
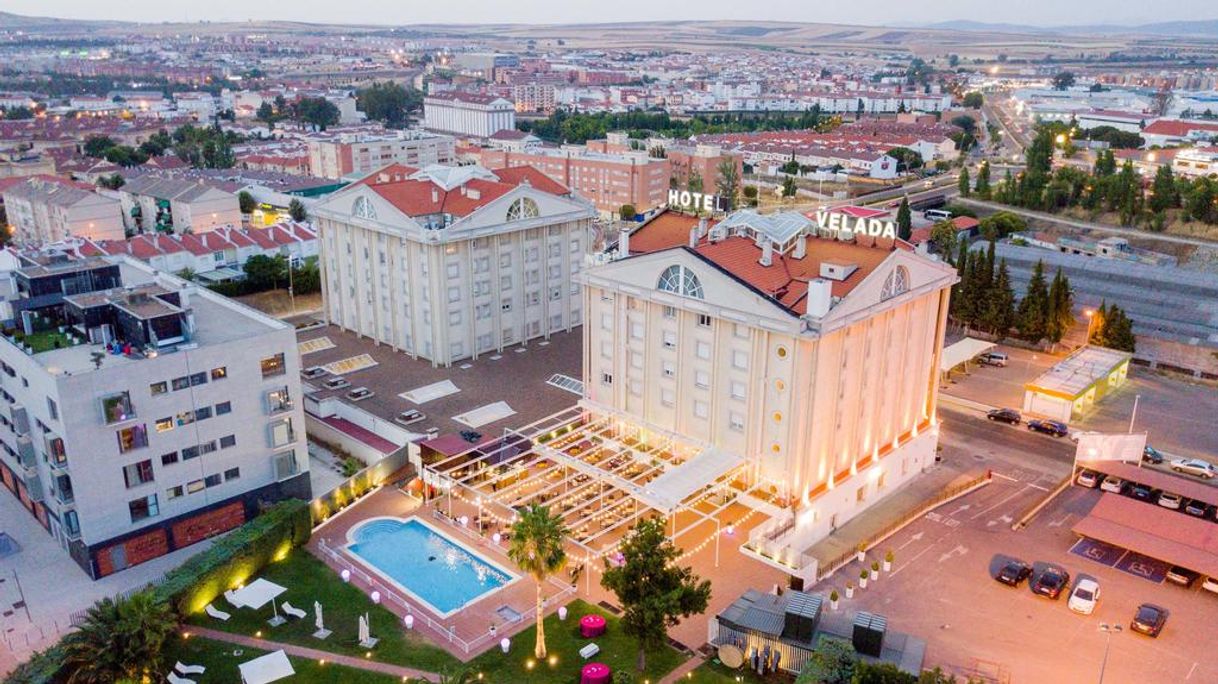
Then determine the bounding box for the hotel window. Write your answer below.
[449,310,462,325]
[155,417,174,433]
[732,350,749,371]
[270,418,296,448]
[195,406,212,421]
[601,372,613,386]
[446,263,460,279]
[211,366,228,381]
[662,361,675,378]
[187,479,205,494]
[116,424,148,453]
[500,253,512,268]
[694,401,709,418]
[696,341,711,360]
[165,485,184,500]
[172,376,190,391]
[630,352,644,370]
[46,397,58,421]
[662,330,677,349]
[225,467,241,482]
[189,372,208,387]
[631,322,645,340]
[856,486,867,504]
[601,313,612,331]
[656,264,704,299]
[204,474,222,488]
[128,493,159,522]
[122,460,154,488]
[695,370,710,389]
[660,388,675,407]
[662,306,676,320]
[734,323,750,340]
[601,341,613,358]
[730,381,746,400]
[199,440,218,455]
[729,412,745,432]
[260,353,287,378]
[181,445,199,461]
[150,381,168,396]
[176,411,195,427]
[161,451,179,466]
[697,314,712,328]
[101,392,135,424]
[501,275,513,290]
[880,266,910,301]
[216,401,232,416]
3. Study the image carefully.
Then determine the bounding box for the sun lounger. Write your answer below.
[205,603,231,621]
[175,662,206,675]
[167,673,196,684]
[580,643,600,659]
[224,589,243,609]
[281,601,307,619]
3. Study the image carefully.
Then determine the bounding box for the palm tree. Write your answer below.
[508,504,568,659]
[62,590,177,683]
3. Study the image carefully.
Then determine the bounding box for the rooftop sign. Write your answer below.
[812,210,896,240]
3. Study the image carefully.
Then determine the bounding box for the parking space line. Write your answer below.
[969,485,1038,520]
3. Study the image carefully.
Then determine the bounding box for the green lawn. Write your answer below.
[163,634,400,683]
[20,330,77,353]
[689,659,792,683]
[465,599,688,683]
[185,550,459,673]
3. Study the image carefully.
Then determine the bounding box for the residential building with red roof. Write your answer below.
[311,163,596,366]
[580,208,957,579]
[1140,119,1218,148]
[2,175,124,243]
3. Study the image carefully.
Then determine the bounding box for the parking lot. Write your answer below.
[813,414,1218,684]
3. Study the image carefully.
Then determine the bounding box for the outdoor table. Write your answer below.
[579,614,607,638]
[580,662,611,684]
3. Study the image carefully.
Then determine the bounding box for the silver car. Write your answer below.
[1170,458,1216,479]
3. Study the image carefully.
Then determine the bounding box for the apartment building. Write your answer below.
[118,175,242,235]
[476,146,670,218]
[423,92,516,138]
[580,209,957,576]
[311,163,596,366]
[2,175,125,244]
[0,254,309,578]
[306,129,456,180]
[512,83,557,113]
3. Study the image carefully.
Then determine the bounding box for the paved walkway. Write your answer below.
[659,654,706,683]
[189,626,441,682]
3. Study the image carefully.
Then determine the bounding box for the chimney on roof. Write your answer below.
[793,233,807,259]
[697,217,708,239]
[759,239,773,267]
[805,278,832,318]
[619,227,631,257]
[431,188,439,203]
[688,225,698,248]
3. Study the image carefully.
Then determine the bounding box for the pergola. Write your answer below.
[422,405,761,577]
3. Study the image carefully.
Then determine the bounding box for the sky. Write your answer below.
[3,0,1213,27]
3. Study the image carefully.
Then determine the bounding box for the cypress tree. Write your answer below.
[981,258,1016,336]
[958,167,971,197]
[896,197,912,241]
[1017,260,1050,342]
[975,161,991,199]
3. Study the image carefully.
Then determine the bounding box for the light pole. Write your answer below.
[1084,309,1097,345]
[1128,394,1141,434]
[1097,623,1122,684]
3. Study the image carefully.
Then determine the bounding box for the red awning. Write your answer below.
[1072,493,1218,577]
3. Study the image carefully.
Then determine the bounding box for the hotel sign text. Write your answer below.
[812,211,897,240]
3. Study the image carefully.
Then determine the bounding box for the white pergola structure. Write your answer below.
[422,405,761,577]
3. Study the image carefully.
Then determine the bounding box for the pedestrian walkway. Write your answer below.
[659,654,705,683]
[188,626,441,682]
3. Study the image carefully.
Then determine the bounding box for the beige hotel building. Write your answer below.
[578,210,957,578]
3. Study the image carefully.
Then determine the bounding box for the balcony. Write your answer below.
[44,434,68,471]
[15,435,36,472]
[9,404,29,435]
[24,473,43,502]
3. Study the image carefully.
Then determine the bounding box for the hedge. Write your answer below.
[2,645,65,684]
[154,499,312,616]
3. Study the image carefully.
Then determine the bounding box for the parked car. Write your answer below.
[323,377,351,391]
[1170,458,1217,479]
[1027,419,1069,438]
[1099,476,1126,494]
[1032,566,1071,599]
[394,409,426,426]
[1068,578,1101,615]
[986,408,1022,425]
[301,366,327,379]
[1076,470,1102,488]
[1203,577,1218,595]
[995,560,1033,587]
[346,387,375,402]
[1183,500,1215,519]
[1129,484,1154,502]
[978,352,1008,367]
[1069,430,1099,443]
[1142,446,1164,465]
[1166,566,1200,587]
[1130,603,1167,637]
[1158,492,1183,510]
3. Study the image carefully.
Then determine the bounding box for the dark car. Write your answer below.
[1129,484,1154,502]
[1027,419,1069,437]
[1032,567,1071,599]
[987,408,1022,425]
[1184,500,1216,519]
[1166,566,1200,587]
[1143,446,1165,465]
[1131,603,1167,637]
[995,560,1033,587]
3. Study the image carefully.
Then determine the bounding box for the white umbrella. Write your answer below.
[358,614,369,644]
[314,601,324,632]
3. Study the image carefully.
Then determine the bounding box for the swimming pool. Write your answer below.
[345,517,516,617]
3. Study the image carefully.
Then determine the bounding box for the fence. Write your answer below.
[817,471,994,582]
[310,446,410,526]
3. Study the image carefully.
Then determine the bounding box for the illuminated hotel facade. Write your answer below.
[577,210,956,576]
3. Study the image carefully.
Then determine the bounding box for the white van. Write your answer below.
[978,352,1008,367]
[924,209,953,221]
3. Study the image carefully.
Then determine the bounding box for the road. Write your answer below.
[955,197,1218,248]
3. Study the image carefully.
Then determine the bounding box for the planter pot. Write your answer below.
[870,569,879,581]
[859,577,868,589]
[830,599,839,611]
[883,560,892,572]
[845,587,854,599]
[856,551,865,562]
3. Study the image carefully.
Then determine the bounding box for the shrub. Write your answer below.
[3,645,66,684]
[153,499,311,616]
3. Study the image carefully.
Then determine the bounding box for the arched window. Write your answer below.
[352,195,377,220]
[657,264,704,299]
[880,266,910,301]
[506,197,540,222]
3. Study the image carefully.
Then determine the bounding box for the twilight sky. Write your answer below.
[4,0,1211,27]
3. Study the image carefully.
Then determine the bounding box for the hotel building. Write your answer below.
[306,129,456,180]
[311,164,596,366]
[0,254,309,578]
[423,92,516,138]
[578,209,957,578]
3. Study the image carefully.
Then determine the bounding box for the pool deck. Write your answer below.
[307,483,787,661]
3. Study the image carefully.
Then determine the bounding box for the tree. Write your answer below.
[928,222,960,255]
[256,101,276,123]
[795,638,857,683]
[295,97,340,131]
[508,505,568,659]
[895,197,912,241]
[950,115,977,137]
[96,173,126,190]
[687,169,703,194]
[1052,71,1076,90]
[238,190,256,214]
[83,135,118,158]
[600,518,711,672]
[357,81,422,128]
[975,161,991,199]
[2,105,34,120]
[854,661,918,683]
[1016,260,1050,342]
[288,198,308,222]
[242,254,288,290]
[618,204,637,221]
[962,92,984,108]
[888,147,923,173]
[958,167,970,197]
[1092,302,1136,352]
[715,158,740,210]
[781,175,797,198]
[981,258,1016,336]
[61,590,177,683]
[1149,164,1178,213]
[1046,267,1073,344]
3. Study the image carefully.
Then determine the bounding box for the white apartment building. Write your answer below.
[0,254,309,578]
[118,175,242,235]
[423,92,516,138]
[312,163,596,366]
[579,210,957,579]
[306,129,456,180]
[2,176,126,244]
[1171,147,1218,178]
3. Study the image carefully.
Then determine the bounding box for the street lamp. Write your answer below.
[1097,623,1122,684]
[1084,308,1097,345]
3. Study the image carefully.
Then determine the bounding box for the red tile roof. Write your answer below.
[491,165,570,196]
[352,164,570,218]
[1142,119,1218,137]
[627,211,713,255]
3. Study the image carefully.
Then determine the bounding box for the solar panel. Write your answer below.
[547,373,584,396]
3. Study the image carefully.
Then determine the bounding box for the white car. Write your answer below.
[1076,470,1101,488]
[1158,492,1183,510]
[1170,459,1216,479]
[1069,430,1099,444]
[1099,476,1125,494]
[1068,578,1101,615]
[1203,577,1218,595]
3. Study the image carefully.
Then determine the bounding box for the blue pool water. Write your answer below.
[347,518,513,614]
